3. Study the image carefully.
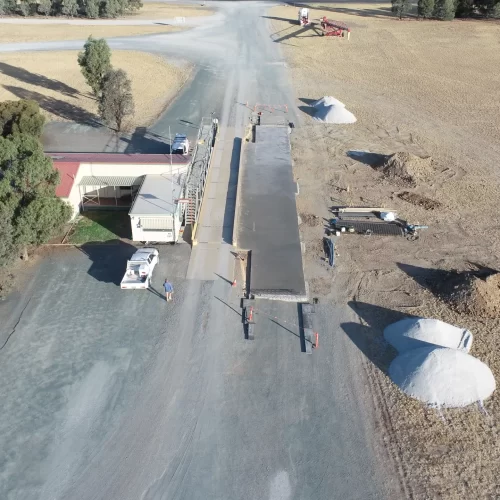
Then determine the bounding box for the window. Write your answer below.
[140,217,173,231]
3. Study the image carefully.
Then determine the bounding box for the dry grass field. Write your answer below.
[0,51,190,130]
[0,24,182,44]
[269,4,500,499]
[125,2,213,19]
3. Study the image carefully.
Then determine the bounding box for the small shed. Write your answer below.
[129,174,184,243]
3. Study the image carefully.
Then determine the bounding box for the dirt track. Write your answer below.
[271,4,500,498]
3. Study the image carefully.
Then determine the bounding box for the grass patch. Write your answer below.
[67,212,131,244]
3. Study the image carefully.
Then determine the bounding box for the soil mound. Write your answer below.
[389,347,496,407]
[380,152,433,185]
[439,272,500,319]
[384,318,473,353]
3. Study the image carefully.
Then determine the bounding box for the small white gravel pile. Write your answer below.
[389,347,496,407]
[384,318,473,354]
[312,96,357,124]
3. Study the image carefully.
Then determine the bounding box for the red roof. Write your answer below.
[54,162,80,197]
[48,153,191,164]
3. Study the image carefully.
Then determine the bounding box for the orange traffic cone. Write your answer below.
[232,278,237,287]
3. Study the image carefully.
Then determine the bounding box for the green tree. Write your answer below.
[37,0,52,15]
[0,100,45,139]
[61,0,79,16]
[99,69,134,131]
[16,0,33,16]
[125,0,142,12]
[0,135,71,261]
[434,0,456,18]
[83,0,100,18]
[392,0,412,18]
[455,0,474,15]
[102,0,124,17]
[0,203,16,266]
[418,0,435,16]
[78,36,112,97]
[15,197,72,257]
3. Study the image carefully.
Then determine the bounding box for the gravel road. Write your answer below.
[0,2,398,499]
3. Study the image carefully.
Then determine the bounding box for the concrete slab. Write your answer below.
[187,243,234,281]
[236,126,306,300]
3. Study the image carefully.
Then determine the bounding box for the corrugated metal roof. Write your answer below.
[79,176,143,187]
[54,162,80,197]
[49,153,191,165]
[129,174,182,216]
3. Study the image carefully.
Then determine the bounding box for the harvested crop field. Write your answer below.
[0,51,190,129]
[0,24,182,44]
[270,3,500,498]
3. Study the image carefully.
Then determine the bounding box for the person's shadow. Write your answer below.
[148,286,166,301]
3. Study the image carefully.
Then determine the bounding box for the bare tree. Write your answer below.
[98,69,135,132]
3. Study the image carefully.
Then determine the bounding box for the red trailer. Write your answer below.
[320,17,351,39]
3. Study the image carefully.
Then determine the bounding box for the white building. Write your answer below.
[129,174,185,243]
[51,153,191,219]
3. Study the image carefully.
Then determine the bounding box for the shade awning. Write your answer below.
[79,176,142,187]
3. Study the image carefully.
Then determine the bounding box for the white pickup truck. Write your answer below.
[120,248,159,290]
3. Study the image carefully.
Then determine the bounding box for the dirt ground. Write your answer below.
[0,51,190,130]
[269,4,500,499]
[0,24,182,44]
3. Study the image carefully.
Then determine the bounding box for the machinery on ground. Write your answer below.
[120,248,159,289]
[298,7,310,26]
[320,16,351,38]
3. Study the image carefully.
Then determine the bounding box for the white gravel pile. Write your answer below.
[389,347,496,407]
[312,96,346,108]
[312,96,357,124]
[384,318,473,354]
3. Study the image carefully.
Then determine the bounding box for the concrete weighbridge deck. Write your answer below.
[235,123,307,301]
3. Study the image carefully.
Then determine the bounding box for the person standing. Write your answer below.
[163,279,173,302]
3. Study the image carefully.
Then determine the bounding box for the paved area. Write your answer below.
[0,2,397,499]
[236,125,306,299]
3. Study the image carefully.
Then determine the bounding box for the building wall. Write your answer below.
[130,215,182,243]
[64,162,189,219]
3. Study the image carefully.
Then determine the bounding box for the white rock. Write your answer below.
[389,347,496,407]
[384,318,473,353]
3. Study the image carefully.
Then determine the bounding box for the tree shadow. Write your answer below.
[288,2,396,19]
[78,240,137,286]
[343,300,418,372]
[123,127,171,154]
[0,62,82,97]
[4,85,99,126]
[347,150,388,167]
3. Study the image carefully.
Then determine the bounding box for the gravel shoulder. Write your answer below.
[0,51,191,130]
[270,3,500,498]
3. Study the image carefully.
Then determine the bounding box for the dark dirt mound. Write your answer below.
[300,213,321,227]
[398,191,442,210]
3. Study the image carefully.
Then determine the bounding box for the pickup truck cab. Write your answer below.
[120,248,159,289]
[171,134,190,155]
